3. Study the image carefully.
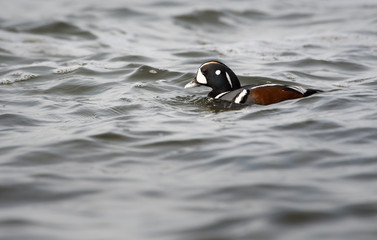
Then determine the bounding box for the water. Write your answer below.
[1,0,377,239]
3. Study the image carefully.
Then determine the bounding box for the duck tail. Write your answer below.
[304,89,323,97]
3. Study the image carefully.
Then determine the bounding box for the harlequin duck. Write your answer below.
[185,61,321,105]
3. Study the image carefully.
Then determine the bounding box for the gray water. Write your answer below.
[1,0,377,239]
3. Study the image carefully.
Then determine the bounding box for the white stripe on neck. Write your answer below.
[225,72,233,88]
[215,91,229,99]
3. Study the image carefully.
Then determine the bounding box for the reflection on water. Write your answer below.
[1,0,377,239]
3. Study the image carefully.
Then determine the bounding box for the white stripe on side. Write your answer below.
[250,84,281,90]
[286,85,307,94]
[250,84,307,94]
[234,89,249,104]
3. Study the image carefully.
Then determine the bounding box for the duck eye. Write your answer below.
[215,70,221,75]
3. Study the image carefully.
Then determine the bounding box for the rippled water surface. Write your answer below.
[1,0,377,239]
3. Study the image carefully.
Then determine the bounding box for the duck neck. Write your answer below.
[208,90,221,98]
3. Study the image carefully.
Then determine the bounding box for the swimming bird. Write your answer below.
[185,61,321,105]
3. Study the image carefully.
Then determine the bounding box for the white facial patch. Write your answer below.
[196,69,207,85]
[225,72,233,88]
[215,70,221,75]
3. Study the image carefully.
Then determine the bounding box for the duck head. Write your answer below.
[185,61,241,98]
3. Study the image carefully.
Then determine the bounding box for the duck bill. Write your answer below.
[184,78,201,88]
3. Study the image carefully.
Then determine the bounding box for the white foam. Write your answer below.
[53,65,81,74]
[0,71,38,85]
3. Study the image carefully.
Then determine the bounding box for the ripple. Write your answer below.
[5,149,61,166]
[275,12,314,20]
[284,70,344,81]
[344,172,377,181]
[268,58,369,72]
[272,208,337,226]
[191,183,326,202]
[174,10,231,30]
[177,216,250,239]
[109,55,154,63]
[0,113,44,127]
[127,64,183,84]
[90,131,137,142]
[0,182,97,207]
[273,119,342,131]
[44,82,101,96]
[102,7,147,19]
[0,218,36,227]
[173,50,214,58]
[229,9,268,19]
[10,21,97,40]
[341,202,377,218]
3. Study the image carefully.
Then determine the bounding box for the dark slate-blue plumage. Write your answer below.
[185,61,321,105]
